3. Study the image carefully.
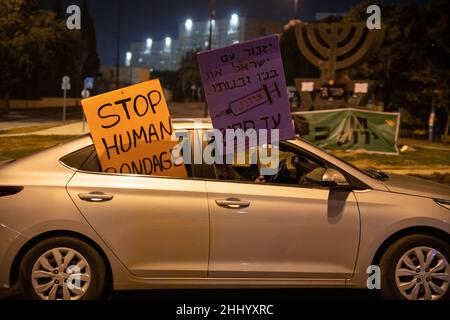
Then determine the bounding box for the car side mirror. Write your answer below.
[321,168,350,188]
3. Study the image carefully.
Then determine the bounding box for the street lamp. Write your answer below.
[125,52,132,84]
[145,38,152,53]
[125,51,132,66]
[228,13,239,34]
[185,18,193,32]
[230,13,239,27]
[208,1,216,51]
[115,0,121,89]
[164,37,172,52]
[205,0,216,117]
[293,0,299,18]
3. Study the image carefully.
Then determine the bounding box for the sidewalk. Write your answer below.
[0,120,58,131]
[0,121,89,137]
[398,137,450,151]
[0,102,208,137]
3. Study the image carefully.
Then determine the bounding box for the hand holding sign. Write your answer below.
[81,79,187,177]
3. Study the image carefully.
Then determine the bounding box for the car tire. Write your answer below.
[380,234,450,300]
[19,236,106,300]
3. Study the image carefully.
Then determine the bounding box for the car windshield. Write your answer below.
[293,135,389,181]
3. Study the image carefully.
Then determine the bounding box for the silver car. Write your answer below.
[0,119,449,300]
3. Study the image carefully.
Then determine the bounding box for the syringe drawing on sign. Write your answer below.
[214,82,281,119]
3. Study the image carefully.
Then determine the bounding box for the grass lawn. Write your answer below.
[0,135,76,161]
[410,173,450,186]
[331,149,450,170]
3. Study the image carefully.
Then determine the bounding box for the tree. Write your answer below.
[80,0,100,79]
[0,0,80,119]
[277,0,449,139]
[344,0,450,120]
[279,21,319,85]
[177,50,203,101]
[51,0,62,19]
[417,0,450,141]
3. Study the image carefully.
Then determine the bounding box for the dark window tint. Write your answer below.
[60,145,95,170]
[64,144,193,177]
[80,147,101,172]
[210,143,326,187]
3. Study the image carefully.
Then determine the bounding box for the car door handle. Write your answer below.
[78,192,113,202]
[215,198,250,209]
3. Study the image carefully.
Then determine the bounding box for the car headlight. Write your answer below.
[434,199,450,210]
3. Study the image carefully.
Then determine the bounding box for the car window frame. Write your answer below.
[199,141,329,190]
[59,130,369,189]
[199,140,369,190]
[59,130,204,182]
[59,144,96,171]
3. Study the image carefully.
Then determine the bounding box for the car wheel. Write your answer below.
[19,236,106,300]
[380,234,450,300]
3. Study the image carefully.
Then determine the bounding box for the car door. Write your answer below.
[205,143,360,279]
[66,148,209,278]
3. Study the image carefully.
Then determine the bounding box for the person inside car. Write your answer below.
[214,163,266,183]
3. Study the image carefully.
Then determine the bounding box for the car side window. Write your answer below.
[79,147,101,172]
[80,146,193,178]
[60,145,95,170]
[276,147,326,188]
[61,143,193,178]
[59,144,102,173]
[211,144,326,188]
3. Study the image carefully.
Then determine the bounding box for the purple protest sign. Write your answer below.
[197,35,295,141]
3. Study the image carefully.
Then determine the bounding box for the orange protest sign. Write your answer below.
[81,79,187,177]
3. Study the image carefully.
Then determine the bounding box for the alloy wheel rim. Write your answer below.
[31,247,91,300]
[395,246,449,300]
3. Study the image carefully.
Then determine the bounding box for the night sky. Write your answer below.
[39,0,418,66]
